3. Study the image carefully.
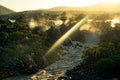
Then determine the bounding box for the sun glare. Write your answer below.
[29,18,37,28]
[80,24,100,33]
[104,0,120,3]
[45,16,89,56]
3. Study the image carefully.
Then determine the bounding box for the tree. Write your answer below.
[0,32,9,47]
[60,12,67,23]
[95,58,115,78]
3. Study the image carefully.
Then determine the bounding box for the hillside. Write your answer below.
[80,2,120,12]
[47,2,120,13]
[1,2,120,17]
[1,2,120,20]
[0,5,15,15]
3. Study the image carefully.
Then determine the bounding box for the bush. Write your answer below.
[94,58,115,78]
[111,55,120,77]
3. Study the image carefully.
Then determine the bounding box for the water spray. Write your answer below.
[45,15,90,57]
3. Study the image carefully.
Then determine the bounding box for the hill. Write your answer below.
[0,5,15,15]
[1,2,120,16]
[1,2,120,19]
[80,2,120,12]
[47,2,120,13]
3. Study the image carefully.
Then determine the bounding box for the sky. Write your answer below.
[0,0,120,12]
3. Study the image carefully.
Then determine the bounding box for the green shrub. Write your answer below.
[111,55,120,77]
[94,58,115,78]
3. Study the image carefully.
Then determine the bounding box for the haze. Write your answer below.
[0,0,120,12]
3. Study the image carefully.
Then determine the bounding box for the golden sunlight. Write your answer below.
[1,0,120,12]
[29,18,37,28]
[45,16,89,56]
[105,0,120,3]
[80,24,100,33]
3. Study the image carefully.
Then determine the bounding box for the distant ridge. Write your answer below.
[47,2,120,12]
[0,5,15,15]
[47,6,81,11]
[1,2,120,18]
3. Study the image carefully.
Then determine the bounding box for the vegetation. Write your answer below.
[0,16,61,78]
[1,3,120,80]
[0,11,86,79]
[59,15,120,80]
